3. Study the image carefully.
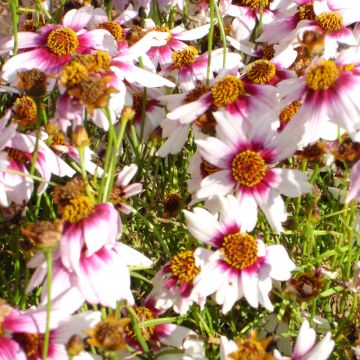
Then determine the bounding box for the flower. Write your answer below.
[184,195,296,313]
[274,320,335,360]
[194,110,311,231]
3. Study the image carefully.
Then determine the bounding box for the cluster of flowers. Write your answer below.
[0,0,360,358]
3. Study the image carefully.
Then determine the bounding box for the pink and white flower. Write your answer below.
[184,195,296,313]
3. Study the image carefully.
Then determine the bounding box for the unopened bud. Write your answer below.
[121,106,135,122]
[66,334,84,356]
[17,69,48,97]
[72,126,90,148]
[21,220,63,251]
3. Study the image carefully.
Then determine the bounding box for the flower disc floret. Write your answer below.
[97,22,123,40]
[279,101,301,123]
[306,60,339,91]
[60,62,88,88]
[211,75,245,107]
[298,2,315,21]
[222,233,258,270]
[62,195,94,223]
[13,333,40,357]
[315,11,343,31]
[246,60,276,84]
[241,0,269,10]
[169,250,200,284]
[231,150,266,187]
[13,96,37,127]
[171,46,198,68]
[47,27,79,56]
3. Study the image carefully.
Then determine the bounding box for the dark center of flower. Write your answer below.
[184,85,210,103]
[298,2,315,21]
[231,150,266,187]
[222,233,258,270]
[12,96,37,128]
[17,69,47,97]
[62,195,94,223]
[305,60,339,91]
[169,250,200,284]
[261,44,275,60]
[125,307,155,341]
[171,46,198,68]
[247,60,276,84]
[6,147,26,162]
[97,21,123,40]
[132,92,144,114]
[211,75,245,108]
[163,190,182,215]
[200,159,220,176]
[47,27,79,56]
[13,332,41,357]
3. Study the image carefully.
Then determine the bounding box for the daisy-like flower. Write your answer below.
[220,331,274,360]
[278,52,360,146]
[184,195,296,313]
[110,164,143,214]
[195,110,311,231]
[274,320,335,360]
[1,6,118,83]
[148,249,208,315]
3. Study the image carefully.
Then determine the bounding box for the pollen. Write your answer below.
[60,61,88,89]
[47,27,79,56]
[261,43,275,60]
[200,159,220,176]
[247,60,276,84]
[62,195,94,223]
[184,85,210,104]
[163,190,182,216]
[97,21,123,40]
[45,123,66,147]
[222,232,258,270]
[17,69,47,97]
[73,51,112,72]
[13,332,40,357]
[6,147,26,162]
[316,11,343,31]
[211,75,245,108]
[241,0,270,10]
[125,306,155,341]
[169,250,200,284]
[305,60,339,91]
[86,317,130,351]
[279,101,301,124]
[132,92,143,114]
[231,150,266,188]
[229,331,274,360]
[298,2,315,21]
[12,96,37,128]
[171,46,198,68]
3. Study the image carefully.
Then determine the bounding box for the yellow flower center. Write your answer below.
[241,0,270,10]
[73,51,112,72]
[171,46,198,68]
[298,2,315,21]
[13,333,40,357]
[247,60,276,84]
[222,233,258,270]
[169,250,200,284]
[86,317,130,351]
[47,27,79,56]
[229,331,274,360]
[315,11,343,31]
[60,62,89,88]
[305,60,339,91]
[97,21,123,40]
[62,195,94,223]
[12,96,37,128]
[279,101,301,123]
[231,150,266,188]
[211,75,245,108]
[125,307,155,341]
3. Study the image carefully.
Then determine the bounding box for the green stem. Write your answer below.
[206,0,215,85]
[42,251,53,360]
[9,0,19,55]
[213,1,227,67]
[30,99,43,176]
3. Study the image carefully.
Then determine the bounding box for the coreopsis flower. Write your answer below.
[195,110,311,231]
[184,195,296,313]
[278,53,360,146]
[161,47,242,91]
[1,6,118,83]
[274,320,335,360]
[220,331,274,360]
[148,250,208,315]
[110,164,142,214]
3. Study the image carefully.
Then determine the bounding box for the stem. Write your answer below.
[42,251,53,360]
[213,1,227,67]
[206,0,215,86]
[9,0,19,55]
[30,98,43,176]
